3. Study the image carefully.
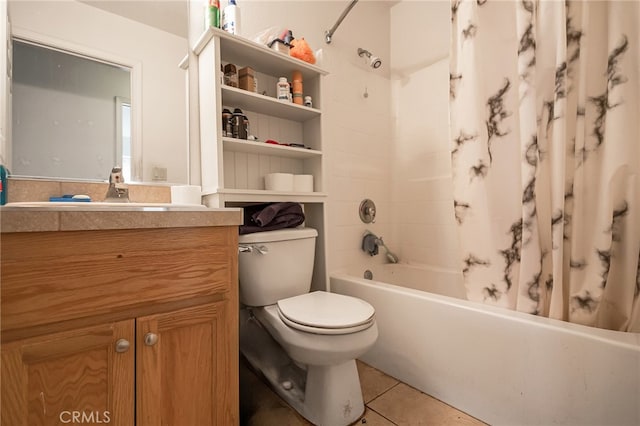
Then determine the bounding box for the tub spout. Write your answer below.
[384,248,399,264]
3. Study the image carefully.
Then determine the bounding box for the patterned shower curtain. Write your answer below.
[449,0,640,332]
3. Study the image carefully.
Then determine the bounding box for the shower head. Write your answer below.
[358,48,382,69]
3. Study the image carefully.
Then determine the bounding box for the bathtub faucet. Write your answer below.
[362,232,399,264]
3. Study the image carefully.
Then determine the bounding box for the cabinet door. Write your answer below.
[136,301,238,425]
[1,320,135,426]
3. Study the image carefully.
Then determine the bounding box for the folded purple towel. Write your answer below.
[239,202,305,235]
[252,202,302,226]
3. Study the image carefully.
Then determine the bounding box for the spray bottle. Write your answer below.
[222,0,240,35]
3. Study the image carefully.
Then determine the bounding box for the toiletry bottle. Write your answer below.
[222,0,240,35]
[241,114,250,139]
[277,77,290,102]
[0,165,8,205]
[206,0,221,28]
[222,108,232,137]
[304,96,313,108]
[232,108,244,138]
[291,70,303,105]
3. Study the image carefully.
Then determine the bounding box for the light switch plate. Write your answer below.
[152,167,167,181]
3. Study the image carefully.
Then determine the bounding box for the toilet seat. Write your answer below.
[277,291,375,335]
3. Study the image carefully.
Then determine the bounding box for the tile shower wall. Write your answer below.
[389,1,461,270]
[241,1,393,274]
[216,1,456,275]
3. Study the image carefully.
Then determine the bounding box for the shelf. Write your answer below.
[193,27,328,80]
[223,137,321,158]
[222,86,320,121]
[207,188,327,204]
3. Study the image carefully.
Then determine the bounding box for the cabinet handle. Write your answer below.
[115,338,130,353]
[144,333,159,346]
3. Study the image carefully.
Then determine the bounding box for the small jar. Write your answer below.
[303,96,313,108]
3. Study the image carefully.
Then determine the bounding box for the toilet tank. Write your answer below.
[238,227,318,306]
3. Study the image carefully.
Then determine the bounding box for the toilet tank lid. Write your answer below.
[238,227,318,244]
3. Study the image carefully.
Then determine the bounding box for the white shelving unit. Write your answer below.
[192,27,329,291]
[222,137,322,159]
[221,86,321,122]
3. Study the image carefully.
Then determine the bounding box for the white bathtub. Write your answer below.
[331,263,640,426]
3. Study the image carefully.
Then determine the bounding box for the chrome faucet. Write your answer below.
[104,167,130,202]
[361,231,399,263]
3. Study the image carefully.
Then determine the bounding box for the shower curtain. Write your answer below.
[449,0,640,331]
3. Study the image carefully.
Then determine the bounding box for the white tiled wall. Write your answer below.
[390,1,461,271]
[324,42,392,273]
[240,1,393,274]
[240,0,460,275]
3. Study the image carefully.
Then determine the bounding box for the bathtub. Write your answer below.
[330,263,640,426]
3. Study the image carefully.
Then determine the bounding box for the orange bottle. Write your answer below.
[292,70,303,105]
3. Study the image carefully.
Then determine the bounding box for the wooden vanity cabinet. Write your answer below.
[2,320,135,426]
[1,225,239,426]
[136,302,235,425]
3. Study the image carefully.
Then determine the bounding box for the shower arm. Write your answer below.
[324,0,359,44]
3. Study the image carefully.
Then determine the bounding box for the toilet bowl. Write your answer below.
[238,228,378,425]
[254,292,378,366]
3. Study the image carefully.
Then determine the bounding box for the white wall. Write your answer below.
[389,0,460,271]
[8,0,188,183]
[237,0,393,274]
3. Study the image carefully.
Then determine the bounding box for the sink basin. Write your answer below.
[3,202,208,211]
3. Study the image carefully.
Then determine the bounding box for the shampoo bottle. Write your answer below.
[222,0,240,35]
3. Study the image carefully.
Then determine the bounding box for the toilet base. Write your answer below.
[303,361,365,426]
[240,309,365,426]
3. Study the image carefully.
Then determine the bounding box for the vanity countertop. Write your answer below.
[0,204,243,233]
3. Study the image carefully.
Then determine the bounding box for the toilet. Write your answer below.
[238,227,378,426]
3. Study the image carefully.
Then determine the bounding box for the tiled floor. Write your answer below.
[240,358,486,426]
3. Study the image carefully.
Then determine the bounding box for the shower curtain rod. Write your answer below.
[324,0,359,44]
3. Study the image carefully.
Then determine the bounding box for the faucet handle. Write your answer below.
[367,206,376,223]
[109,167,125,183]
[362,233,379,256]
[359,199,377,223]
[105,166,130,202]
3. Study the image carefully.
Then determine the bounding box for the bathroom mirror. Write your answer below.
[7,0,189,183]
[12,39,133,181]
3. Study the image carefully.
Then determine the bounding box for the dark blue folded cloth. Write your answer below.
[239,202,305,235]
